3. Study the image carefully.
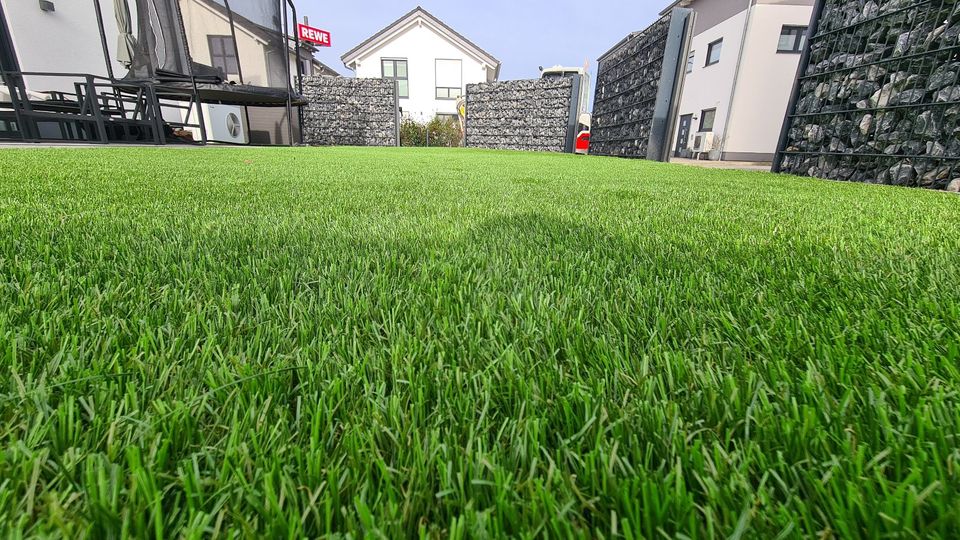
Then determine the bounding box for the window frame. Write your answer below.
[686,51,695,74]
[699,108,717,132]
[777,25,808,54]
[381,58,409,98]
[207,35,239,77]
[705,39,723,67]
[435,87,462,100]
[434,58,462,101]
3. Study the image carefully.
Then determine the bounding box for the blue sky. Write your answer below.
[299,1,660,81]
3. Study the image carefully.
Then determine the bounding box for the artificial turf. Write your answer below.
[1,146,959,537]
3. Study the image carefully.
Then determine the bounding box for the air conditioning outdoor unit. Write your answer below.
[201,104,248,144]
[692,131,716,155]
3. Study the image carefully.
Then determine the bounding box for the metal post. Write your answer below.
[86,76,110,143]
[665,10,696,162]
[647,8,693,162]
[173,0,206,143]
[0,1,32,142]
[222,0,245,85]
[280,0,294,146]
[772,0,826,173]
[91,0,115,80]
[289,0,304,145]
[563,73,581,153]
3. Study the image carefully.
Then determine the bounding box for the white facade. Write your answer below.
[669,0,814,162]
[342,7,500,121]
[0,0,127,93]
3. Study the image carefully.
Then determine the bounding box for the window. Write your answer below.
[705,39,723,66]
[299,59,310,76]
[382,59,409,98]
[435,59,462,100]
[699,108,717,132]
[208,36,239,76]
[436,87,462,99]
[686,51,695,73]
[778,26,808,53]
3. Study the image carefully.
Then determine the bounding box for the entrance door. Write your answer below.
[675,114,693,157]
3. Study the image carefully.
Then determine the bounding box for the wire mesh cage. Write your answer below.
[590,8,693,161]
[775,0,960,189]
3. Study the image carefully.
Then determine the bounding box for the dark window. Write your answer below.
[778,26,808,53]
[208,36,239,76]
[705,39,723,66]
[686,51,695,73]
[699,109,716,132]
[382,59,409,98]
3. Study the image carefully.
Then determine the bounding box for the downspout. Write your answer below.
[717,0,755,161]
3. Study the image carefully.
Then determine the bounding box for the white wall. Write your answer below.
[724,4,812,159]
[352,19,493,121]
[1,0,127,93]
[673,10,748,158]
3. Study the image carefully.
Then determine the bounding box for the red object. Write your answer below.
[575,131,590,154]
[297,24,331,47]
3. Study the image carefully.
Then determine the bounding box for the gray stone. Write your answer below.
[466,77,573,152]
[913,111,940,138]
[947,179,960,193]
[859,114,874,135]
[890,89,924,105]
[936,86,960,103]
[888,163,916,186]
[301,77,398,147]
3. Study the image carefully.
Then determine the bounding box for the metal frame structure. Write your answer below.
[0,0,305,146]
[773,0,960,187]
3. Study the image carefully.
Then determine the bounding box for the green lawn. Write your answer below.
[1,146,959,538]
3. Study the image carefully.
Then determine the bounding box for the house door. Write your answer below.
[675,114,693,157]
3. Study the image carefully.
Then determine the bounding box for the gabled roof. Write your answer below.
[340,6,501,78]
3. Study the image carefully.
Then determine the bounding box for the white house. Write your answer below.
[667,0,814,162]
[341,6,501,121]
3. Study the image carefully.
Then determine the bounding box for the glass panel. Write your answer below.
[383,60,395,78]
[398,80,409,98]
[778,33,793,51]
[708,41,722,64]
[701,110,716,131]
[397,61,408,79]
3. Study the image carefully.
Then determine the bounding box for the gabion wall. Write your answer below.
[465,78,574,152]
[301,77,398,146]
[591,14,673,159]
[776,0,960,190]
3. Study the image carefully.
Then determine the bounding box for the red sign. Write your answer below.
[297,24,331,47]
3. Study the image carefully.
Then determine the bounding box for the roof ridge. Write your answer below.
[340,6,501,73]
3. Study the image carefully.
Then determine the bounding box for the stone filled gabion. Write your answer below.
[778,0,960,190]
[465,78,574,152]
[591,14,672,159]
[301,77,398,147]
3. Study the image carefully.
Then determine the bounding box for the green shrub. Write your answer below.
[400,116,463,147]
[399,118,426,147]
